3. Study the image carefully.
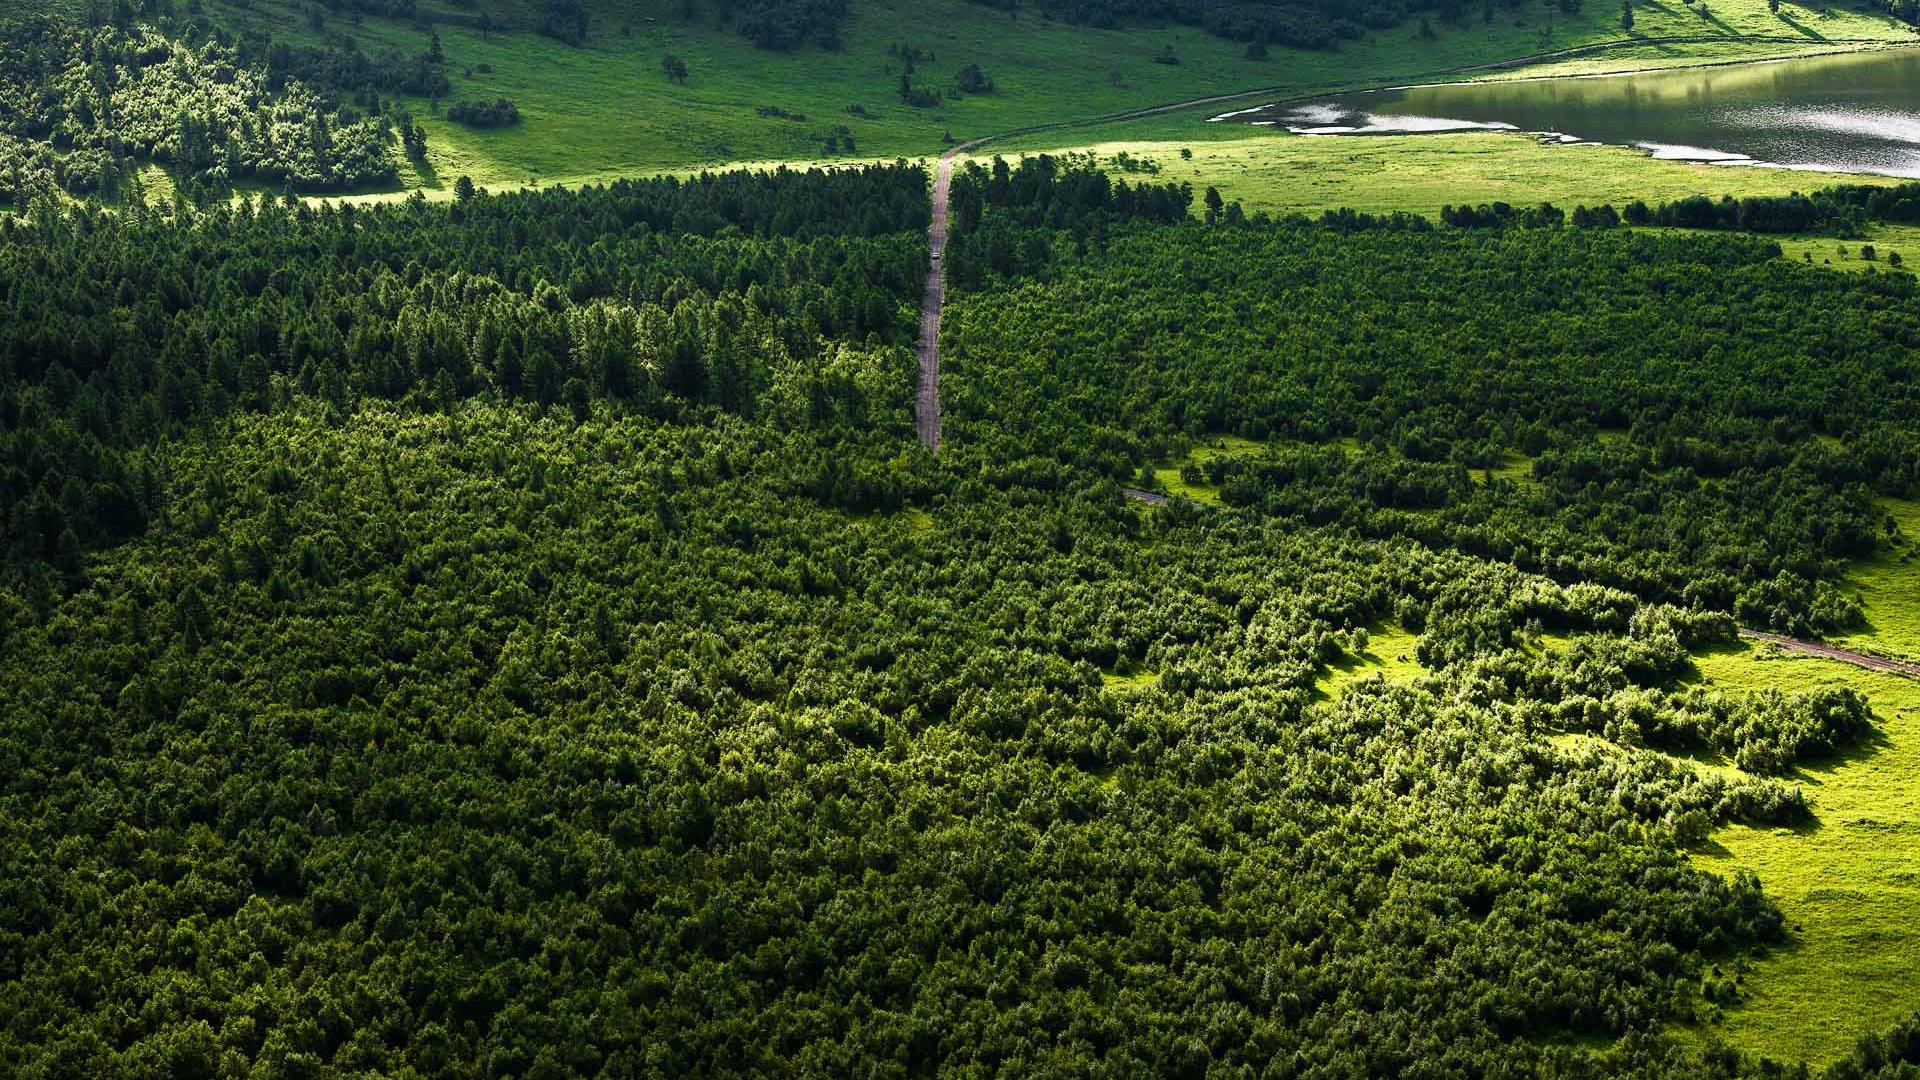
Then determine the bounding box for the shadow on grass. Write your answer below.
[1694,5,1741,34]
[1774,11,1830,40]
[410,154,444,190]
[1789,724,1895,784]
[1694,837,1736,858]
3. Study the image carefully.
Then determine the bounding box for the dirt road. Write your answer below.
[1738,629,1920,680]
[914,150,956,452]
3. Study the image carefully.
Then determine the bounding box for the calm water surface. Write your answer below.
[1234,49,1920,177]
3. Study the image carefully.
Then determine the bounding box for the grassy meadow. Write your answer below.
[1687,643,1920,1064]
[1654,499,1920,1062]
[1147,433,1270,503]
[975,131,1895,216]
[1832,499,1920,661]
[169,0,1915,190]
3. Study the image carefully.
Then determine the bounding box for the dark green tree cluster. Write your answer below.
[445,96,522,127]
[0,394,1851,1078]
[715,0,850,49]
[537,0,590,45]
[940,217,1918,634]
[1457,183,1920,235]
[251,30,451,100]
[944,154,1193,283]
[1,154,1912,1080]
[0,163,929,584]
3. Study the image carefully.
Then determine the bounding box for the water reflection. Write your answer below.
[1233,49,1920,177]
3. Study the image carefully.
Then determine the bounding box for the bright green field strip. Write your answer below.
[1831,498,1920,661]
[1691,643,1920,1064]
[1319,625,1426,696]
[973,131,1895,220]
[193,0,1912,188]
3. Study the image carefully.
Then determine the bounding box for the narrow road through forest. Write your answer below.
[914,149,956,451]
[1738,629,1920,680]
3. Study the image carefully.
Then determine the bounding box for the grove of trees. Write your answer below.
[4,143,1920,1080]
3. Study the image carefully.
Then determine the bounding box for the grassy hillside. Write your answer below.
[161,0,1915,188]
[1691,644,1920,1064]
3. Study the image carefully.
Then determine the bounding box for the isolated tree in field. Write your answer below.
[954,62,994,94]
[1204,186,1224,223]
[663,54,689,83]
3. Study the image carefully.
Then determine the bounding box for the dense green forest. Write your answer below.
[0,163,928,582]
[942,157,1920,635]
[6,155,1920,1076]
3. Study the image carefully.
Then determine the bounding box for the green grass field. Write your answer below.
[974,131,1902,217]
[175,0,1913,189]
[1832,499,1920,661]
[1688,643,1920,1064]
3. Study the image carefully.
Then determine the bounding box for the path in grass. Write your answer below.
[1738,629,1920,679]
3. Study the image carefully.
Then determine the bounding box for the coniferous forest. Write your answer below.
[5,138,1920,1079]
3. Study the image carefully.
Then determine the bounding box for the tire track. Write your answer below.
[1738,628,1920,680]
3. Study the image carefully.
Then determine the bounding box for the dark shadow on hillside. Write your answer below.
[1694,5,1739,34]
[1774,11,1830,40]
[411,156,443,191]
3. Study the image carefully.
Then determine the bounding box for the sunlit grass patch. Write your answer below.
[1831,497,1920,663]
[1685,642,1920,1064]
[1101,669,1162,691]
[979,130,1897,222]
[1474,449,1540,488]
[1149,433,1269,505]
[1319,624,1425,697]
